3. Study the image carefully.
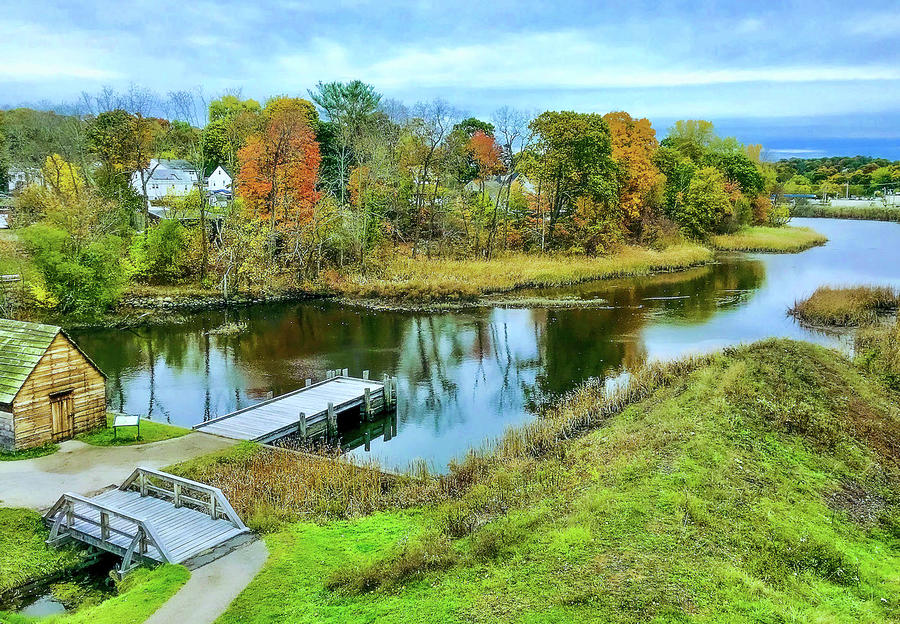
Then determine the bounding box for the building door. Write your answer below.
[50,392,75,441]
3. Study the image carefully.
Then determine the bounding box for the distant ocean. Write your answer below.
[759,138,900,161]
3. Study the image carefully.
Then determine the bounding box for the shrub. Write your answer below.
[672,166,732,238]
[19,224,125,314]
[128,220,192,283]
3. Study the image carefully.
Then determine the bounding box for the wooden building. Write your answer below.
[0,318,106,450]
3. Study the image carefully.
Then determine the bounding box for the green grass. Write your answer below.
[710,225,827,253]
[327,244,714,302]
[0,508,86,595]
[790,285,898,326]
[0,443,58,461]
[211,339,900,623]
[75,414,191,447]
[792,203,900,222]
[0,564,189,624]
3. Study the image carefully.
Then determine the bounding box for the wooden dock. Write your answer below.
[193,369,398,443]
[43,467,250,575]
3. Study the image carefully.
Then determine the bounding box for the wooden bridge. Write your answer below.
[43,467,250,576]
[194,369,398,443]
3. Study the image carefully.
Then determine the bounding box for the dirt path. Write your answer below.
[145,539,268,624]
[0,433,234,510]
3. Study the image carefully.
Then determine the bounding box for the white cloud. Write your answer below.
[274,30,900,92]
[0,21,122,81]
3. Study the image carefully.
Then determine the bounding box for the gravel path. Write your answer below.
[145,539,268,624]
[0,433,235,510]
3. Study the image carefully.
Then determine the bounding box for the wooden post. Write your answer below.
[327,402,337,437]
[364,387,372,421]
[100,511,110,540]
[342,367,349,377]
[305,378,312,387]
[174,483,182,508]
[384,374,392,406]
[364,429,371,452]
[392,376,399,405]
[139,473,147,497]
[210,492,217,520]
[298,411,307,439]
[363,369,369,380]
[66,502,74,528]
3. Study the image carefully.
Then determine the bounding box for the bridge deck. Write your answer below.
[194,374,395,442]
[64,489,246,564]
[44,467,250,573]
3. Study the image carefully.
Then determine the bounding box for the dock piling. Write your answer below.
[299,411,307,439]
[327,402,337,437]
[363,369,369,380]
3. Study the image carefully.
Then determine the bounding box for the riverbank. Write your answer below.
[710,225,827,253]
[175,338,900,623]
[792,203,900,223]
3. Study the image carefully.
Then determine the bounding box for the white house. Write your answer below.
[7,167,42,193]
[132,159,199,202]
[207,166,233,192]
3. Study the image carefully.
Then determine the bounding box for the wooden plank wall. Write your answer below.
[12,333,106,449]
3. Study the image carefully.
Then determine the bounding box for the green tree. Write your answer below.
[673,166,732,237]
[526,111,619,246]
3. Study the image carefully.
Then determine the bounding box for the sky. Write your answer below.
[3,0,900,158]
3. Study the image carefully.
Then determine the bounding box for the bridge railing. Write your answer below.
[119,467,246,530]
[43,492,173,573]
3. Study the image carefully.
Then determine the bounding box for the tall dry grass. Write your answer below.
[790,285,898,326]
[710,226,827,253]
[328,244,713,302]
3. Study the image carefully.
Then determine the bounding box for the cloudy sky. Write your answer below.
[4,0,900,157]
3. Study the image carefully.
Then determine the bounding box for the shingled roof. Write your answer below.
[0,318,104,405]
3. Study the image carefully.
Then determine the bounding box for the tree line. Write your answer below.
[0,83,786,314]
[776,155,900,198]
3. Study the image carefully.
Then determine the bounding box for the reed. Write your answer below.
[710,226,827,253]
[328,244,713,303]
[791,203,900,222]
[790,285,898,326]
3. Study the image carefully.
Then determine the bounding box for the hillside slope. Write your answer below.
[216,339,900,623]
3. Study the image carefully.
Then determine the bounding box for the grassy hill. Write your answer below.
[179,339,900,623]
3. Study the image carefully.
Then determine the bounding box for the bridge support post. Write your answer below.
[298,411,307,440]
[327,402,337,438]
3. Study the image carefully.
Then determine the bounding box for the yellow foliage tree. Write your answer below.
[602,112,664,224]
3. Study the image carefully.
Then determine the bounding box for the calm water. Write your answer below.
[71,218,900,470]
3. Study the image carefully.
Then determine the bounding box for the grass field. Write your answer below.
[180,339,900,623]
[790,285,898,326]
[710,225,827,253]
[0,443,59,461]
[328,244,714,303]
[75,414,191,447]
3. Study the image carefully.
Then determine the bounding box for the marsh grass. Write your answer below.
[166,442,436,532]
[710,225,827,253]
[792,203,900,222]
[790,285,899,326]
[856,319,900,390]
[328,244,713,302]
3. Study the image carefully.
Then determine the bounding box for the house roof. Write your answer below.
[0,318,105,405]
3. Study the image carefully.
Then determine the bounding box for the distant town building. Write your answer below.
[6,167,42,193]
[207,166,233,192]
[132,159,200,202]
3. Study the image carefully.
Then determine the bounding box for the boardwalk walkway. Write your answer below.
[194,370,397,443]
[43,467,251,575]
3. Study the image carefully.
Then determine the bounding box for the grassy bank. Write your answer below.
[328,244,713,303]
[180,339,900,623]
[75,414,191,447]
[0,508,86,596]
[1,565,189,624]
[792,203,900,222]
[790,285,898,326]
[710,225,827,253]
[0,444,58,461]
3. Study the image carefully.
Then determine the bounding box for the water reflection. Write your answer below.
[72,218,900,470]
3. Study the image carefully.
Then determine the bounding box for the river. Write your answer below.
[71,218,900,471]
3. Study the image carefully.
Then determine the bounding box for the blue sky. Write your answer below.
[3,0,900,157]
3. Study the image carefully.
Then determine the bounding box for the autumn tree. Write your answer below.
[602,111,663,230]
[236,98,322,235]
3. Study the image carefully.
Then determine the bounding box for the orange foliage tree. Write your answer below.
[602,112,663,225]
[468,130,504,182]
[237,98,321,233]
